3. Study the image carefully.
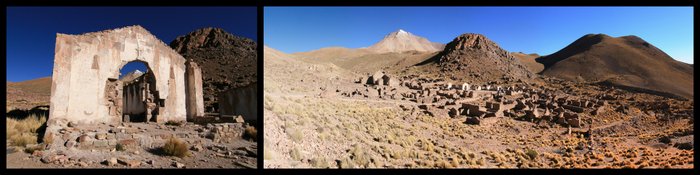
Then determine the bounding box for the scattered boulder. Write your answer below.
[465,117,480,125]
[104,157,118,166]
[95,133,107,140]
[234,115,245,123]
[674,142,693,150]
[173,161,185,168]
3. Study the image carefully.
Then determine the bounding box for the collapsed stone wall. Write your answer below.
[218,82,257,121]
[122,75,148,116]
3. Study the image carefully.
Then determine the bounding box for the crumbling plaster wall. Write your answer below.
[49,25,188,125]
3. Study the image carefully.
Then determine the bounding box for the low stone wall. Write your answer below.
[43,121,247,152]
[203,123,245,144]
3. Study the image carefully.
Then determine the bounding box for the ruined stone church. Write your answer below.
[48,25,204,125]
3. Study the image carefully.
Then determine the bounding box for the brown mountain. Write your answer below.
[431,33,535,83]
[537,34,693,98]
[170,27,257,112]
[7,76,52,110]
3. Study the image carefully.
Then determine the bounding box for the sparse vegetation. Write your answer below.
[165,120,183,126]
[263,140,273,160]
[286,127,303,142]
[243,125,257,142]
[525,149,538,160]
[290,147,302,161]
[162,137,190,158]
[310,157,329,168]
[116,143,126,151]
[24,143,44,154]
[350,144,370,167]
[6,114,46,147]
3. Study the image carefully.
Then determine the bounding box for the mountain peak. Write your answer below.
[368,30,445,53]
[443,33,501,53]
[169,27,255,53]
[384,29,412,39]
[120,70,145,83]
[396,29,408,35]
[437,33,535,83]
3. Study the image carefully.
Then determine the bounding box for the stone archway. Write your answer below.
[119,60,161,123]
[48,25,203,126]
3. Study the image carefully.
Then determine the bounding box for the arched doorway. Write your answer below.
[115,61,161,122]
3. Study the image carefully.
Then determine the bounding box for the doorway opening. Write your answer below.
[118,61,161,122]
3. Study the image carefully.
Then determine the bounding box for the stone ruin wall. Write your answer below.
[49,25,189,125]
[218,82,257,121]
[185,60,205,120]
[122,75,147,116]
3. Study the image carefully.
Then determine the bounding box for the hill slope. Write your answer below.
[7,77,52,110]
[537,34,693,98]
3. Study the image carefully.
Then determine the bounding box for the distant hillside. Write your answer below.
[537,34,694,98]
[7,76,52,110]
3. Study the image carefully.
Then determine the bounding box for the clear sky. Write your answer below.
[6,7,257,82]
[265,7,693,64]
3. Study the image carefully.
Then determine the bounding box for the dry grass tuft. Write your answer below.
[24,144,44,154]
[165,120,183,126]
[286,127,303,142]
[116,143,126,151]
[6,114,46,147]
[243,125,258,142]
[526,149,539,160]
[163,137,190,158]
[263,140,274,160]
[311,157,330,168]
[290,146,302,161]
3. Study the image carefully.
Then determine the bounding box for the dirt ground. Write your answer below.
[7,122,257,169]
[263,46,694,169]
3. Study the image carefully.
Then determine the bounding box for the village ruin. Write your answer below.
[344,71,611,129]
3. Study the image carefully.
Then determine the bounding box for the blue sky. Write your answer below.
[6,7,257,82]
[265,7,693,64]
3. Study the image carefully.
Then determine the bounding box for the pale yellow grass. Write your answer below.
[6,113,46,147]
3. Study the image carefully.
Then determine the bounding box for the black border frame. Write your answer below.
[1,0,697,174]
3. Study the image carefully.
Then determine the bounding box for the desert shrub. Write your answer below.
[286,127,303,142]
[290,147,302,161]
[526,149,538,160]
[310,157,329,168]
[163,137,190,158]
[243,125,257,142]
[165,120,183,126]
[116,143,126,151]
[350,144,370,167]
[7,114,46,147]
[10,133,37,147]
[263,140,273,160]
[24,144,43,154]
